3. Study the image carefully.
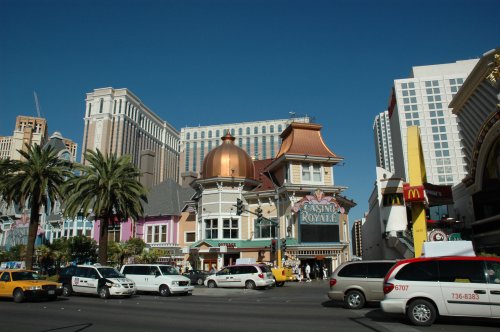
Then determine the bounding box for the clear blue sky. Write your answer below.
[1,0,498,222]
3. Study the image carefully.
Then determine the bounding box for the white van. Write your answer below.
[381,256,500,326]
[69,265,136,299]
[120,264,194,296]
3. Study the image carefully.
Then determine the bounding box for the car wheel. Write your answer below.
[196,278,204,286]
[207,280,217,288]
[98,286,110,299]
[407,299,437,326]
[344,290,365,309]
[159,285,171,297]
[62,284,72,297]
[13,289,25,303]
[245,280,256,290]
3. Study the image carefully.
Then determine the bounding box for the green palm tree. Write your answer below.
[0,144,73,269]
[63,149,147,265]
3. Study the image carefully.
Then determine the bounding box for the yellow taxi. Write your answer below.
[0,269,63,303]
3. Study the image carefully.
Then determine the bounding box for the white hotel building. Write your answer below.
[389,59,479,185]
[179,116,311,183]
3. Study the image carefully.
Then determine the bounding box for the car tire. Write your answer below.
[245,280,256,290]
[407,299,437,326]
[98,286,110,299]
[62,284,72,297]
[159,285,171,297]
[344,290,365,309]
[13,289,25,303]
[196,278,204,286]
[207,280,217,288]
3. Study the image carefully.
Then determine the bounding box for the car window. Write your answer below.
[259,265,272,273]
[366,262,395,278]
[97,267,123,278]
[239,266,256,274]
[12,271,41,281]
[122,266,134,274]
[395,261,439,281]
[217,267,231,276]
[158,265,180,276]
[438,260,486,283]
[134,266,150,275]
[60,266,76,276]
[338,263,366,278]
[486,261,500,284]
[75,267,89,278]
[0,272,11,282]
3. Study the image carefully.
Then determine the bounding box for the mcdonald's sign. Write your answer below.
[403,183,425,202]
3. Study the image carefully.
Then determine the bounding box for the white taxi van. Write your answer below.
[381,256,500,326]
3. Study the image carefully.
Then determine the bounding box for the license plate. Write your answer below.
[48,290,55,295]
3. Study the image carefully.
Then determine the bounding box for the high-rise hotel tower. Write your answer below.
[82,88,179,187]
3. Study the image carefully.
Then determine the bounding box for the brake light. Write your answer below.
[329,278,337,287]
[258,273,264,279]
[383,282,394,294]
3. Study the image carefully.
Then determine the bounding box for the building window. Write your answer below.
[246,127,250,135]
[254,126,258,134]
[205,219,218,239]
[146,224,167,243]
[200,142,205,166]
[208,130,212,138]
[208,140,212,152]
[254,137,259,159]
[185,142,190,171]
[254,218,277,238]
[216,130,220,138]
[246,137,251,154]
[185,232,195,243]
[201,131,205,139]
[278,125,283,133]
[238,128,243,136]
[270,125,274,133]
[99,98,104,113]
[238,138,242,148]
[270,136,275,157]
[301,163,322,183]
[108,225,120,242]
[262,137,267,159]
[192,142,197,172]
[186,133,190,140]
[223,218,238,239]
[262,126,266,134]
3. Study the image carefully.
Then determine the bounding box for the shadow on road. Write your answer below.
[39,323,93,332]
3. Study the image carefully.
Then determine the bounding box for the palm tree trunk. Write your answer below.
[98,217,109,265]
[26,202,40,270]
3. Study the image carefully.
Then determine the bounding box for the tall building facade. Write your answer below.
[0,116,48,160]
[373,110,394,173]
[82,88,180,187]
[389,59,478,185]
[179,116,310,183]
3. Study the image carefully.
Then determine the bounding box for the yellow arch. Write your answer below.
[407,126,427,257]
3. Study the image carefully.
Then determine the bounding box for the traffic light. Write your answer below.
[236,198,244,215]
[271,239,277,253]
[281,238,286,252]
[256,207,263,224]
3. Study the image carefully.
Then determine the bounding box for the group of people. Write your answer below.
[294,263,328,282]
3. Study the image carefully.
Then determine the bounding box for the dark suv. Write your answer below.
[327,260,396,309]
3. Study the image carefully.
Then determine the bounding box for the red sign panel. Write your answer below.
[403,184,425,202]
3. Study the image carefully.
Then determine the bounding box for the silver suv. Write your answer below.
[327,260,395,309]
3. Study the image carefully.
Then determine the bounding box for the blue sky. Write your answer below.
[1,0,498,222]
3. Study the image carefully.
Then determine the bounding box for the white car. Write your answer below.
[381,256,500,326]
[204,264,275,290]
[69,265,136,299]
[120,264,193,296]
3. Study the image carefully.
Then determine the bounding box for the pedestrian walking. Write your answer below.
[305,263,311,282]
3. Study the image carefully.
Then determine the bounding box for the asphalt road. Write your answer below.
[0,280,498,332]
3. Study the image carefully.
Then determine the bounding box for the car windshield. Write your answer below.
[158,266,180,275]
[97,267,123,278]
[12,271,42,281]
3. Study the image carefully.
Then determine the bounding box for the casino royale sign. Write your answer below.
[300,203,340,224]
[293,189,344,225]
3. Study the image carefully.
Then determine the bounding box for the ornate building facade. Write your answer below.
[184,122,355,273]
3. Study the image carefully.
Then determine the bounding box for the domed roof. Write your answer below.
[201,131,255,179]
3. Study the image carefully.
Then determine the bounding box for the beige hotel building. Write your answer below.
[82,88,180,187]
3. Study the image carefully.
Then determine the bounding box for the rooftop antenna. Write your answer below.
[33,91,41,118]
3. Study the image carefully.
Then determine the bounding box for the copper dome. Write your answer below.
[201,131,255,179]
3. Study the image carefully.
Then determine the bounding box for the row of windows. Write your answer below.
[185,125,284,140]
[204,218,277,240]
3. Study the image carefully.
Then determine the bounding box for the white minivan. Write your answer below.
[204,264,275,289]
[69,265,136,299]
[120,264,194,296]
[381,256,500,326]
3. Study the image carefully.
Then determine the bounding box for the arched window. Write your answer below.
[246,127,250,135]
[194,132,198,139]
[278,125,283,133]
[231,129,235,136]
[270,125,274,133]
[99,98,104,113]
[201,131,205,139]
[262,126,266,134]
[238,128,243,136]
[186,132,191,140]
[208,130,212,138]
[254,126,258,134]
[216,130,220,138]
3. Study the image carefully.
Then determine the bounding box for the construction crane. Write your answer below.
[33,91,41,118]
